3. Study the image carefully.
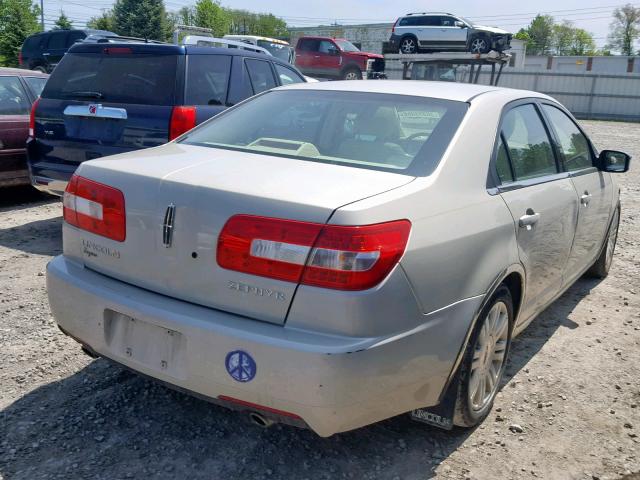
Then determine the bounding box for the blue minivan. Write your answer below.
[27,42,308,195]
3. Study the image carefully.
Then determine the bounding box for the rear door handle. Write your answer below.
[519,210,540,230]
[580,192,592,206]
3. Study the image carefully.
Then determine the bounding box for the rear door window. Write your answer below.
[419,16,440,27]
[47,32,67,50]
[186,55,231,106]
[0,77,31,115]
[542,105,593,171]
[274,64,304,85]
[298,39,319,52]
[41,53,178,105]
[501,104,558,181]
[24,77,47,97]
[245,59,277,94]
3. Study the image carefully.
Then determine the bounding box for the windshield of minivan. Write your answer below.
[335,40,360,52]
[181,90,467,175]
[41,53,178,105]
[257,40,292,62]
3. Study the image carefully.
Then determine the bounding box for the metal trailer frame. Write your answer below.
[397,52,511,86]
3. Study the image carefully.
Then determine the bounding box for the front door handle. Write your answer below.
[580,191,592,206]
[519,209,540,230]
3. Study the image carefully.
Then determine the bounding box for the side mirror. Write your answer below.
[455,21,466,28]
[599,150,631,173]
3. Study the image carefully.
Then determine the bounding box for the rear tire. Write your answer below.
[587,207,620,279]
[399,36,419,54]
[453,285,513,428]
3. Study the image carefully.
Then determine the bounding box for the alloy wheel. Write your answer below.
[468,301,509,410]
[400,38,417,54]
[344,71,360,80]
[470,38,487,54]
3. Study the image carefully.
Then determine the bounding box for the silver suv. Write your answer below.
[389,12,512,54]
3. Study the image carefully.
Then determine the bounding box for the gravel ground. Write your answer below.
[0,120,639,480]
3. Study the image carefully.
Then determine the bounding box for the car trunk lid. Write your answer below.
[69,143,414,325]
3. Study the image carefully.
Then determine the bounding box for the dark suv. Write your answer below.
[20,29,116,73]
[27,42,307,195]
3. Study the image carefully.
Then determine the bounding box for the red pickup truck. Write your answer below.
[294,37,385,80]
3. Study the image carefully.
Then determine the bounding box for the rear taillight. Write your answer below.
[63,175,126,242]
[169,106,197,141]
[217,215,411,291]
[18,50,23,66]
[29,97,40,138]
[392,18,399,34]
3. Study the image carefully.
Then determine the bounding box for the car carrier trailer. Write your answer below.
[386,51,511,86]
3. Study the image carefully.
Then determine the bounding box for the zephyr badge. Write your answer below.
[162,204,176,247]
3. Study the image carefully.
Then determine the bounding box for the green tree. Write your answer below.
[194,0,229,37]
[226,9,287,37]
[607,4,640,55]
[113,0,168,41]
[87,11,115,31]
[570,29,596,55]
[552,21,574,55]
[514,28,530,42]
[53,10,73,30]
[523,14,555,55]
[0,0,40,67]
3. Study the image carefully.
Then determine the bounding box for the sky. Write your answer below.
[42,0,626,48]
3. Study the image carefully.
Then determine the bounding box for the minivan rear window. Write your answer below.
[41,53,178,105]
[181,90,468,176]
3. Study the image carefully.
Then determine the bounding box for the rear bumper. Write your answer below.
[47,255,481,436]
[31,174,68,196]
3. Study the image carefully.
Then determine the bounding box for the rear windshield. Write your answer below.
[41,53,178,105]
[180,90,468,176]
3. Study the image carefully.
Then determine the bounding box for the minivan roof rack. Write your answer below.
[85,34,166,44]
[406,12,454,16]
[180,35,271,55]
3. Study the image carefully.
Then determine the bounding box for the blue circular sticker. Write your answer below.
[225,350,257,382]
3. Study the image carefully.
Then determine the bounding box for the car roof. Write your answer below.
[403,12,456,16]
[0,67,48,77]
[277,80,549,103]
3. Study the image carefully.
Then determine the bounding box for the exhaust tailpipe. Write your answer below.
[248,412,274,428]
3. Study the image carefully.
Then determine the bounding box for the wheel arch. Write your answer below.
[399,34,419,52]
[340,63,363,77]
[468,31,490,52]
[436,264,525,403]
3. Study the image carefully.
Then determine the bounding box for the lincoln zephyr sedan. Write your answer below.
[47,81,630,436]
